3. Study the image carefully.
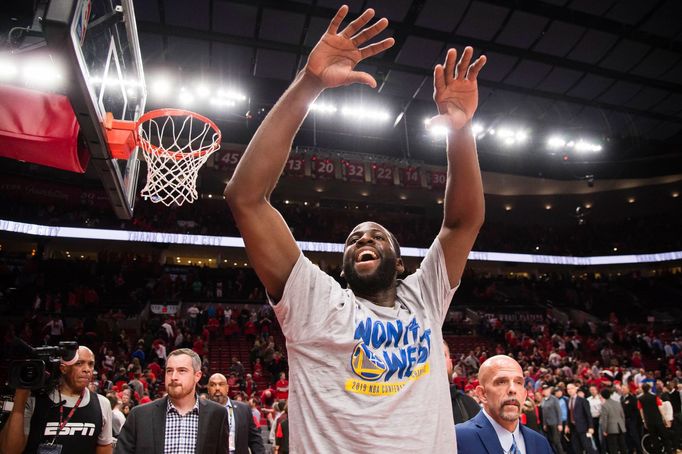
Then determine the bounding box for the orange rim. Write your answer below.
[136,108,222,159]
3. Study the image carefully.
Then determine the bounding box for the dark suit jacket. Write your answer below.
[455,410,553,454]
[230,400,265,454]
[450,385,481,424]
[114,396,228,454]
[569,396,594,433]
[669,390,681,417]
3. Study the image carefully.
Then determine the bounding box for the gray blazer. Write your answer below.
[114,396,228,454]
[541,395,563,426]
[600,398,627,434]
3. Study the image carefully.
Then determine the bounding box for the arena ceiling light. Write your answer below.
[0,57,18,81]
[22,57,65,89]
[195,83,211,99]
[546,135,602,153]
[310,101,338,114]
[216,88,247,102]
[150,74,173,99]
[340,105,391,122]
[494,127,528,147]
[423,118,449,137]
[472,122,485,136]
[178,87,195,106]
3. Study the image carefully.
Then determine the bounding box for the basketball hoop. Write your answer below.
[104,108,222,206]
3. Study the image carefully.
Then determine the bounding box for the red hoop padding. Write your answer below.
[0,85,90,173]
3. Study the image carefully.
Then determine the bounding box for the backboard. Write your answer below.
[43,0,146,219]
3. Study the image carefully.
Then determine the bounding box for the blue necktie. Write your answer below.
[509,433,521,454]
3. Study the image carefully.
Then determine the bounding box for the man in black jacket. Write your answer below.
[638,383,674,454]
[208,373,265,454]
[566,382,598,454]
[115,349,228,454]
[444,341,480,424]
[621,383,643,454]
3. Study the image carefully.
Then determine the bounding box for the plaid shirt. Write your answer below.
[164,397,200,454]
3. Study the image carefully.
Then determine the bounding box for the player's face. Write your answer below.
[207,376,229,405]
[477,361,526,424]
[342,222,403,295]
[61,347,95,394]
[165,354,200,400]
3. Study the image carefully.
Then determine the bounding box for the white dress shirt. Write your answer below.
[481,408,527,454]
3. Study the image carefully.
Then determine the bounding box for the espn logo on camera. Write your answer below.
[44,422,96,436]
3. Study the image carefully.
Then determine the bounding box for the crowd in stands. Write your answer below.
[2,188,682,255]
[1,235,681,452]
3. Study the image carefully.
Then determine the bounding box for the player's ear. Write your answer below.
[395,258,404,275]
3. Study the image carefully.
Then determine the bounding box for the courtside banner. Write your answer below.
[2,218,681,265]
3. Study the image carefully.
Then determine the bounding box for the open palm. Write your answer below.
[305,6,395,89]
[432,47,487,130]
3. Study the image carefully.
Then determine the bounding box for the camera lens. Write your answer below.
[20,364,39,384]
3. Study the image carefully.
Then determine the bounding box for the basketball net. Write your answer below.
[137,109,221,206]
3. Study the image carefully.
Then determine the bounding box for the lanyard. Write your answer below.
[58,390,86,431]
[227,404,234,429]
[48,389,85,446]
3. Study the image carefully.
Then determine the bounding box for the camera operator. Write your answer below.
[0,346,114,454]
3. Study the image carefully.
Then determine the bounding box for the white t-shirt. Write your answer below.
[270,239,458,452]
[24,389,114,446]
[111,408,126,436]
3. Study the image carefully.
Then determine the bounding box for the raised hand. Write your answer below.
[304,5,395,89]
[431,47,486,131]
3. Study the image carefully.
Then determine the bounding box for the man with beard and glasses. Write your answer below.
[224,4,486,452]
[207,373,264,454]
[0,346,114,454]
[455,356,553,454]
[114,349,227,454]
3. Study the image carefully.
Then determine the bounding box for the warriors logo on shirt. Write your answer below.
[347,316,432,395]
[351,342,387,381]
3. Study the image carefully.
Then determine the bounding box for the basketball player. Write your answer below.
[225,5,486,452]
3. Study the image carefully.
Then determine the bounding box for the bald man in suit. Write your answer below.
[455,356,552,454]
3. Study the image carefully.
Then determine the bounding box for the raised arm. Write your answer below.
[224,5,394,299]
[432,47,487,288]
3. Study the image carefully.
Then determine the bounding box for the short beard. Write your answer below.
[209,394,227,405]
[343,256,397,296]
[499,400,521,421]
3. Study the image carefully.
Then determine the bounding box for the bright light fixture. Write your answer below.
[311,102,338,114]
[151,76,172,98]
[547,136,566,149]
[550,136,602,153]
[210,98,236,108]
[493,127,529,146]
[195,83,210,98]
[178,88,194,106]
[23,59,63,88]
[217,88,247,101]
[341,105,390,122]
[0,58,18,80]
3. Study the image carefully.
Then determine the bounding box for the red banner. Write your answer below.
[400,166,421,187]
[0,175,109,208]
[430,170,447,190]
[215,150,242,170]
[342,160,365,182]
[284,156,305,177]
[372,163,394,185]
[311,156,335,179]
